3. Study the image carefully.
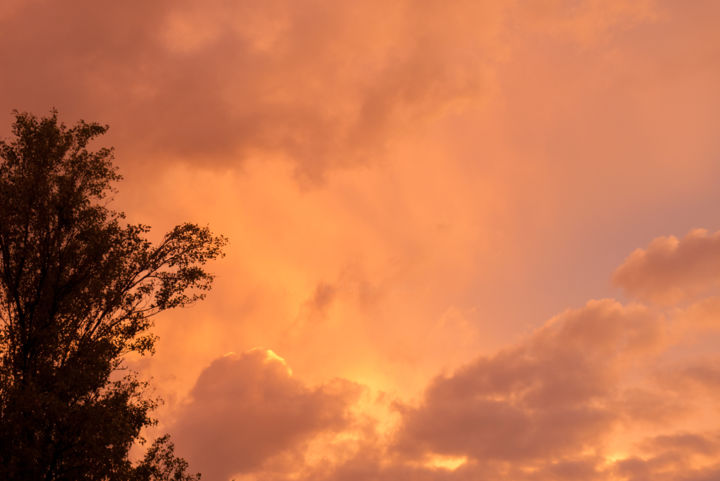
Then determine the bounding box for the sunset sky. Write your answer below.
[3,1,720,479]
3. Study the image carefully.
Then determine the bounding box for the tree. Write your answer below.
[0,111,227,480]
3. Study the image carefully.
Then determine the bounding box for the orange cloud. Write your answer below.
[614,432,720,481]
[0,0,504,180]
[0,0,671,182]
[5,1,720,480]
[613,229,720,304]
[395,300,661,463]
[170,349,360,480]
[237,296,717,481]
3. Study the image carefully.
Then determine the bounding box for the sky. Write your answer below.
[3,1,720,480]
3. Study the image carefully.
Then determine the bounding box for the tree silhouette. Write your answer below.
[0,111,226,480]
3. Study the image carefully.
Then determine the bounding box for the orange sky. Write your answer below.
[3,1,720,480]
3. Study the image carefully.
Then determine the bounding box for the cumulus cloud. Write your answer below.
[169,291,720,481]
[273,294,719,481]
[238,299,670,481]
[613,229,720,303]
[164,245,720,481]
[170,348,359,481]
[394,300,662,463]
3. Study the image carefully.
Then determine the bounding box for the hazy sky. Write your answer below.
[3,1,720,480]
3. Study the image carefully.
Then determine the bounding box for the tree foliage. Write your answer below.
[0,111,226,480]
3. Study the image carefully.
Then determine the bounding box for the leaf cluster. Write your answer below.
[0,111,224,480]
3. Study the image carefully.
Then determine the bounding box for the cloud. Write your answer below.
[170,348,359,481]
[394,300,662,463]
[613,432,720,481]
[659,357,720,399]
[140,221,720,481]
[0,0,663,181]
[249,299,666,481]
[0,0,502,180]
[613,229,720,303]
[166,290,719,481]
[277,293,720,481]
[7,1,720,480]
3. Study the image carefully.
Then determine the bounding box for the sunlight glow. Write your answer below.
[423,454,468,471]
